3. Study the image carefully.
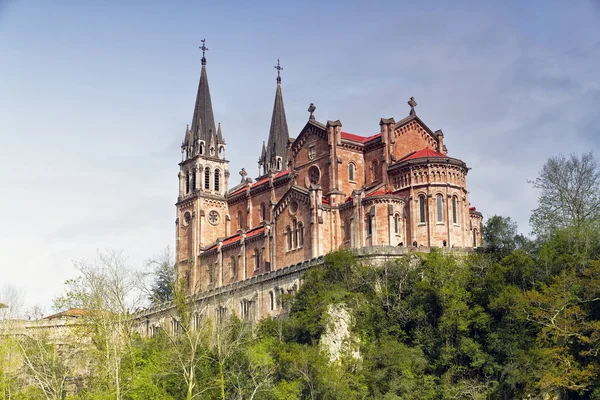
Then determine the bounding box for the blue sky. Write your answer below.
[1,0,599,313]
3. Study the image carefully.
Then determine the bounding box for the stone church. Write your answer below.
[175,44,483,299]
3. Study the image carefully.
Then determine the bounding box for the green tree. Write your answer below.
[145,247,176,305]
[483,215,518,254]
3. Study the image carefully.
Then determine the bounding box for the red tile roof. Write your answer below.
[400,147,446,161]
[206,226,266,251]
[341,132,381,143]
[229,170,290,197]
[365,189,393,198]
[45,308,87,320]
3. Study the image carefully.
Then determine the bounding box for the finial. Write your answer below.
[239,168,248,183]
[200,38,209,65]
[408,96,417,116]
[274,58,283,84]
[308,103,316,120]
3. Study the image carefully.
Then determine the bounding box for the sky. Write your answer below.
[0,0,599,313]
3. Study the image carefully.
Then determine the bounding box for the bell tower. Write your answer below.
[176,40,229,294]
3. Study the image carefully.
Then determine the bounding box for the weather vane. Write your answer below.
[200,38,209,65]
[274,58,283,84]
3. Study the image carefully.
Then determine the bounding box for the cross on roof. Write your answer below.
[408,97,417,115]
[308,103,316,120]
[274,58,283,84]
[200,38,209,64]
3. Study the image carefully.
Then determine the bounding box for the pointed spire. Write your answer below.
[216,122,225,145]
[265,59,290,172]
[190,39,216,146]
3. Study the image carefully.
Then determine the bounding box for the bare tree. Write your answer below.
[54,249,143,400]
[529,152,600,236]
[17,328,79,400]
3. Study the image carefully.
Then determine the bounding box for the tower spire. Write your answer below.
[264,58,290,173]
[190,39,216,146]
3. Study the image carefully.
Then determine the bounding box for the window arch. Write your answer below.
[452,196,458,224]
[260,203,266,222]
[269,291,275,311]
[436,194,443,223]
[419,195,426,223]
[199,141,205,155]
[293,219,298,248]
[254,249,260,270]
[204,167,210,189]
[185,171,190,194]
[349,163,355,181]
[366,214,373,236]
[372,161,379,181]
[286,226,292,250]
[394,213,400,234]
[230,256,237,281]
[214,169,220,192]
[473,229,478,247]
[276,157,282,171]
[191,169,196,191]
[298,222,304,246]
[237,211,243,230]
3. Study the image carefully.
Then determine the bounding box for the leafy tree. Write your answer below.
[145,246,176,305]
[483,215,518,254]
[529,152,600,236]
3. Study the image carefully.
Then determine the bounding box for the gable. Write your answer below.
[273,185,310,219]
[393,115,440,159]
[291,120,328,162]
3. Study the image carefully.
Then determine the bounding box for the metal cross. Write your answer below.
[274,58,283,83]
[200,38,209,58]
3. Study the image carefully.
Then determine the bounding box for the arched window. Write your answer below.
[209,264,214,284]
[214,169,220,192]
[230,256,236,281]
[199,142,204,155]
[269,291,274,311]
[293,219,298,248]
[349,163,355,181]
[260,203,266,221]
[436,194,443,223]
[185,171,190,194]
[298,222,304,246]
[191,169,196,191]
[473,229,478,247]
[372,161,379,181]
[237,211,243,230]
[419,195,426,223]
[286,226,292,250]
[394,214,400,234]
[204,167,210,189]
[344,220,351,241]
[254,249,260,270]
[276,157,282,171]
[452,196,458,224]
[366,214,373,236]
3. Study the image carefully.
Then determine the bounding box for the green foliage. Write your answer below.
[483,215,519,254]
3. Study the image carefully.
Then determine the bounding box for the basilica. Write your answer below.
[175,44,483,296]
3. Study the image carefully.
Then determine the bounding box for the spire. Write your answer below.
[190,39,217,145]
[265,59,290,172]
[216,122,225,145]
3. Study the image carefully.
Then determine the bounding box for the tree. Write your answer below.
[529,152,600,236]
[54,249,143,400]
[17,329,78,400]
[145,247,176,305]
[483,215,518,253]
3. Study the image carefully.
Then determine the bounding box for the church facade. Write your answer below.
[175,47,483,298]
